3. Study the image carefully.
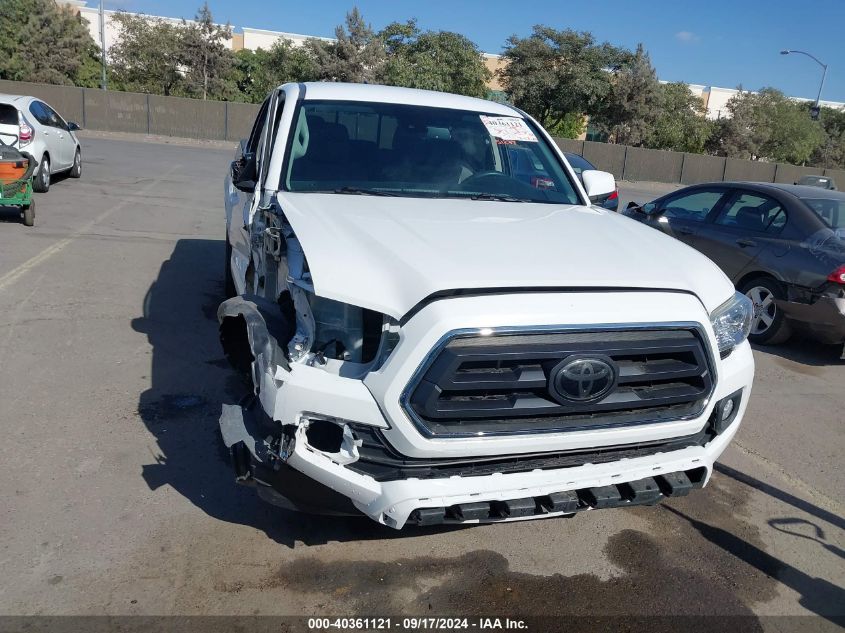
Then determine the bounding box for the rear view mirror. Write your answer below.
[582,169,616,204]
[67,121,81,131]
[231,152,257,193]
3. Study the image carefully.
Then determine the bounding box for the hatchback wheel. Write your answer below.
[70,148,82,178]
[741,277,792,345]
[33,155,50,192]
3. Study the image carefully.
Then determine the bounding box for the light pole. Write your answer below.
[99,0,107,90]
[780,49,827,116]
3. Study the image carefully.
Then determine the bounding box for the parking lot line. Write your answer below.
[0,166,180,293]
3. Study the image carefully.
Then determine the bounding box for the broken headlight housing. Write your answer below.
[288,291,400,368]
[710,292,753,355]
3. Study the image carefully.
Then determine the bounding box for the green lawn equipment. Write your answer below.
[0,143,36,227]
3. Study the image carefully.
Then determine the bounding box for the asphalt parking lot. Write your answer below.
[0,136,843,630]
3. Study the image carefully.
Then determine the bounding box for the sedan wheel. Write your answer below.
[741,277,792,345]
[747,286,776,335]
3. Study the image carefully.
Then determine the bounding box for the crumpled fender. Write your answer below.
[217,294,293,391]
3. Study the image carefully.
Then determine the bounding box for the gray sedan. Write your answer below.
[625,182,845,349]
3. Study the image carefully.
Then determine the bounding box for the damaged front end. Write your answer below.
[218,400,367,515]
[216,201,398,516]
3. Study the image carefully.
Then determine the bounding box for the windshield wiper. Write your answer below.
[333,187,398,197]
[468,193,528,202]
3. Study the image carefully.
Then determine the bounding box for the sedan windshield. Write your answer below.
[284,100,581,205]
[801,194,845,230]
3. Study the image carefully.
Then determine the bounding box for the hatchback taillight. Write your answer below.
[828,265,845,284]
[18,111,33,146]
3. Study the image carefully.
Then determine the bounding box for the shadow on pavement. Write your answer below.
[752,335,843,367]
[664,505,845,623]
[131,238,464,548]
[715,463,844,531]
[768,518,845,560]
[0,202,30,223]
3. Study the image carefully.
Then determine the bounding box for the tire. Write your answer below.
[740,277,792,345]
[70,147,81,178]
[22,198,35,227]
[33,155,50,192]
[224,235,236,298]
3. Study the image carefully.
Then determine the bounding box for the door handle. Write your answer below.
[736,239,757,248]
[676,227,694,236]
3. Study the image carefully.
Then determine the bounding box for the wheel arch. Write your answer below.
[218,295,294,392]
[735,270,784,292]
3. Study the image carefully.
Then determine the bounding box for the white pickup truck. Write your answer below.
[219,82,755,529]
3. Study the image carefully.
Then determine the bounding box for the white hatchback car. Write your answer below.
[0,94,82,192]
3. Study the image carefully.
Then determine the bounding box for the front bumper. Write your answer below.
[778,295,845,345]
[219,394,746,528]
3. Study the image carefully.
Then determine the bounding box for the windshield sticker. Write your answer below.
[480,116,538,142]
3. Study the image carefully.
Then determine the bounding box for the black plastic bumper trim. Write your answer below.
[407,467,708,526]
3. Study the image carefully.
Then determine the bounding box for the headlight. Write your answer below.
[710,292,753,355]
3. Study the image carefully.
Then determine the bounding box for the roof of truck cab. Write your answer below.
[298,82,521,116]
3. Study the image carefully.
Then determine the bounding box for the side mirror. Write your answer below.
[67,121,81,131]
[582,169,616,204]
[231,152,256,193]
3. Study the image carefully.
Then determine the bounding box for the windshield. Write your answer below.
[801,195,845,231]
[284,100,581,204]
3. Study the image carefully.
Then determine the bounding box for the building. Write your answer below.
[60,0,844,118]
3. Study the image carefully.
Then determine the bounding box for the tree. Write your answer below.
[710,88,824,164]
[595,44,661,146]
[546,112,586,139]
[498,27,630,130]
[232,40,319,103]
[180,3,234,100]
[109,12,185,95]
[809,106,845,168]
[307,8,384,83]
[0,0,99,86]
[378,20,491,98]
[648,82,713,153]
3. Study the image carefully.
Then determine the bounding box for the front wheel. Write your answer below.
[741,277,792,345]
[70,148,81,178]
[22,198,35,226]
[33,155,50,192]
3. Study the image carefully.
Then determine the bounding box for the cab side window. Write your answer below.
[714,192,787,233]
[661,190,725,222]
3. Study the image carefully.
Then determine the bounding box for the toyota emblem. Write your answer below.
[550,356,617,403]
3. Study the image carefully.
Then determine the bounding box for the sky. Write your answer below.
[105,0,845,102]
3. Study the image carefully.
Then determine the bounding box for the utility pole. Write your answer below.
[99,0,107,90]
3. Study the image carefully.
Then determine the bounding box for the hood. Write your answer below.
[276,193,735,319]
